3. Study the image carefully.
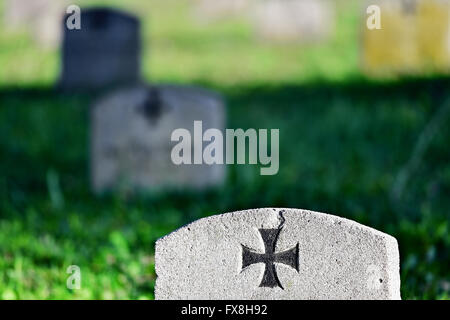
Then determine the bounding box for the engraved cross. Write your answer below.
[241,228,299,289]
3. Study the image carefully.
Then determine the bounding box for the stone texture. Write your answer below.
[59,7,140,91]
[4,0,68,48]
[155,208,401,300]
[193,0,254,22]
[252,0,334,43]
[362,0,450,75]
[91,84,225,193]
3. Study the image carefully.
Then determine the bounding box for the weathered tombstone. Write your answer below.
[59,7,141,91]
[193,0,254,22]
[252,0,335,43]
[91,85,226,193]
[4,0,68,48]
[416,0,450,71]
[155,208,401,299]
[362,0,450,75]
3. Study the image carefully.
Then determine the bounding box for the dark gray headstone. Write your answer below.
[59,7,141,90]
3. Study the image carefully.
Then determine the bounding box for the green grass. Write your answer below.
[0,0,449,299]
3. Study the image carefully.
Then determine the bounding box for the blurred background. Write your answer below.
[0,0,449,299]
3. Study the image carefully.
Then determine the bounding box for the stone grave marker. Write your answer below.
[91,85,226,193]
[4,0,68,48]
[362,0,450,75]
[193,0,254,22]
[155,208,401,299]
[252,0,334,43]
[416,0,450,71]
[59,7,141,91]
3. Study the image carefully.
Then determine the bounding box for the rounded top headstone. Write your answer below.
[155,208,401,300]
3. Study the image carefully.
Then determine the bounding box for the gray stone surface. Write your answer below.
[4,0,68,48]
[193,0,254,22]
[91,84,225,193]
[155,208,401,300]
[59,7,140,90]
[252,0,334,43]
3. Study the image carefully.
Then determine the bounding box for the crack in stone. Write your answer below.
[277,210,286,229]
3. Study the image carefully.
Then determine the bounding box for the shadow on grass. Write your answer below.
[0,75,449,202]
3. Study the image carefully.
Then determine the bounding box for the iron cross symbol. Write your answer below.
[241,228,299,289]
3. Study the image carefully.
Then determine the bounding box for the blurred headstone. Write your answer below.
[4,0,68,48]
[252,0,335,43]
[155,208,401,299]
[416,0,450,71]
[91,85,226,193]
[193,0,254,22]
[59,7,141,91]
[362,0,450,75]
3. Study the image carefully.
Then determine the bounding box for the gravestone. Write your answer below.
[194,0,254,22]
[59,7,141,91]
[91,85,225,193]
[416,0,450,71]
[252,0,334,43]
[4,0,68,48]
[362,0,450,75]
[155,208,401,299]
